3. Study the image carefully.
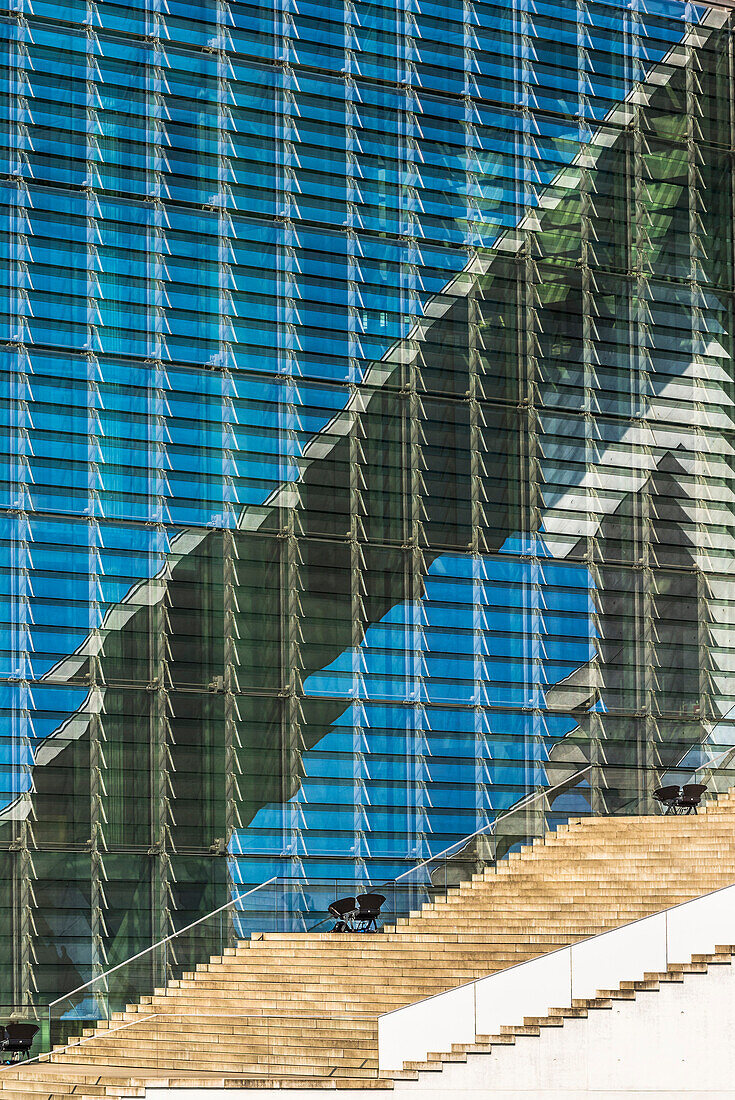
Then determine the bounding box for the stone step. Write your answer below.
[72,1032,375,1056]
[57,1044,380,1071]
[7,790,735,1094]
[168,966,505,987]
[49,1052,379,1076]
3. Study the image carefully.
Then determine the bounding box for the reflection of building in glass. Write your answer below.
[1,0,735,1021]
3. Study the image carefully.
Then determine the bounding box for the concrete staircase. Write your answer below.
[3,792,735,1099]
[390,944,735,1097]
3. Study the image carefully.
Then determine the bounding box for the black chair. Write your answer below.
[1,1022,39,1062]
[328,896,357,932]
[354,893,386,932]
[653,785,681,815]
[678,783,707,815]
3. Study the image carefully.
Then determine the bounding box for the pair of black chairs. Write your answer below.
[328,893,386,932]
[653,783,707,815]
[1,1022,38,1063]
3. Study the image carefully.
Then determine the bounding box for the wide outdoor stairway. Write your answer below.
[5,793,735,1099]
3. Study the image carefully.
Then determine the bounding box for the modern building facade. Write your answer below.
[2,0,735,1022]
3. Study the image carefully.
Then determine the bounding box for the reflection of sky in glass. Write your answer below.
[0,0,711,820]
[232,543,596,878]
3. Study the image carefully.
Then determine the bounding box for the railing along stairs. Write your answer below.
[40,764,593,1050]
[9,758,724,1058]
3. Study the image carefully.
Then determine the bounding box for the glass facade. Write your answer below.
[2,0,735,1021]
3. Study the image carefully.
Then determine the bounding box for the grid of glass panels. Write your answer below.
[1,0,735,1022]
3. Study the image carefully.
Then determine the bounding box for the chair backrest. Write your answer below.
[653,785,680,803]
[5,1023,38,1049]
[328,896,357,918]
[356,893,386,914]
[680,783,707,803]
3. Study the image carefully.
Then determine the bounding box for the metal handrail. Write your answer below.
[1,1014,162,1074]
[391,764,593,884]
[38,745,735,1056]
[42,752,733,1056]
[688,704,735,788]
[47,875,278,1016]
[301,764,595,931]
[46,767,595,1027]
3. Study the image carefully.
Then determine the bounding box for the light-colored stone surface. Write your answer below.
[4,792,735,1098]
[141,952,735,1098]
[388,944,735,1098]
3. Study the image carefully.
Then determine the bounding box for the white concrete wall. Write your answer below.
[392,957,735,1099]
[140,960,735,1100]
[379,883,735,1071]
